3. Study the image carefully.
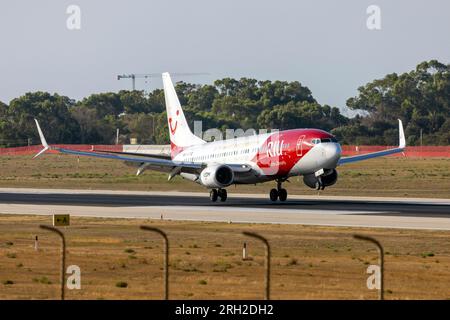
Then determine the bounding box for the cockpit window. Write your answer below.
[311,137,338,144]
[321,137,338,143]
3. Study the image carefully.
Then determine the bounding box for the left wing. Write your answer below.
[338,119,406,165]
[56,147,202,169]
[92,148,171,160]
[33,119,202,170]
[33,120,253,176]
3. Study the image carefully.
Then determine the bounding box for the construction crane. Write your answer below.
[117,73,210,91]
[117,74,153,91]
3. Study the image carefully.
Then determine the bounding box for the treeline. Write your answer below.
[0,60,449,147]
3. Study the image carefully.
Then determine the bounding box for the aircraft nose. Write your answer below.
[322,142,341,166]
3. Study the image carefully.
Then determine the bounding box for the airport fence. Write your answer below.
[341,145,450,158]
[0,144,122,156]
[28,225,386,300]
[1,145,449,157]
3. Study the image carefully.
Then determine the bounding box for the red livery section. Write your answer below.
[170,142,185,158]
[253,129,335,175]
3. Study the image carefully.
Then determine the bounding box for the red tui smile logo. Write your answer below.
[169,110,179,135]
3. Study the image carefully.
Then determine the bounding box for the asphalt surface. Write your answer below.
[0,190,449,218]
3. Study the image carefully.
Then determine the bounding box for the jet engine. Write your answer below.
[200,164,234,188]
[303,169,338,190]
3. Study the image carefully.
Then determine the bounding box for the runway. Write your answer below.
[0,188,449,230]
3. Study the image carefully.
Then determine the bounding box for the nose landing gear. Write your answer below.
[316,176,325,190]
[269,180,288,202]
[210,188,227,202]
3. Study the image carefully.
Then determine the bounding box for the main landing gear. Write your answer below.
[269,180,288,202]
[210,188,227,202]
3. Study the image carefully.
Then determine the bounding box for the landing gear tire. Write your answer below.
[269,188,278,202]
[210,189,218,202]
[278,188,287,201]
[270,179,288,202]
[218,189,227,202]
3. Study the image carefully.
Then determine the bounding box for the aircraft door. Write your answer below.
[296,135,305,156]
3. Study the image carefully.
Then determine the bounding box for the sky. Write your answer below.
[0,0,449,115]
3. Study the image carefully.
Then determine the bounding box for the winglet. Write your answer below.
[398,119,406,149]
[33,119,49,159]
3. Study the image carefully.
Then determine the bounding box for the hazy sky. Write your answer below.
[1,0,449,114]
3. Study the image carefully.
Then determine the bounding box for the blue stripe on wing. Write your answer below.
[57,148,202,169]
[338,147,404,165]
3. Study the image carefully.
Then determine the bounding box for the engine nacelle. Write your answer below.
[303,169,338,189]
[200,164,234,188]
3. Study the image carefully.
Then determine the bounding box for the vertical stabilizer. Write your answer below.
[162,72,205,158]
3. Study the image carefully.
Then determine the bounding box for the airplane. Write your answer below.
[34,72,406,202]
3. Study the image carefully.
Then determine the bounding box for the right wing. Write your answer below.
[338,119,406,165]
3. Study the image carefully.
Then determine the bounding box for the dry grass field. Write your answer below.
[0,155,449,198]
[0,214,449,300]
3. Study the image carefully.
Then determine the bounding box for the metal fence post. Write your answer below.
[39,225,66,300]
[242,231,271,300]
[140,226,169,300]
[353,234,384,300]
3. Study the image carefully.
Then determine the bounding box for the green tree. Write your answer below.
[346,60,450,145]
[118,90,151,114]
[78,93,124,118]
[257,101,347,131]
[121,113,157,144]
[7,92,79,145]
[70,106,103,144]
